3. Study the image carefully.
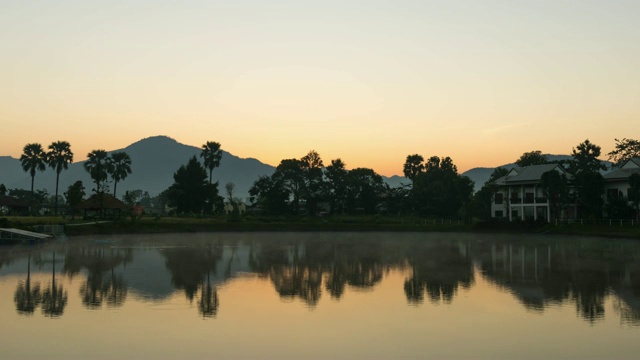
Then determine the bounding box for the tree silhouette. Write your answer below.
[20,143,46,210]
[629,173,640,220]
[84,150,112,194]
[200,141,222,185]
[516,151,547,167]
[403,154,424,181]
[325,159,349,215]
[41,252,68,317]
[14,254,42,315]
[166,156,219,214]
[46,141,74,216]
[607,138,640,166]
[108,151,132,198]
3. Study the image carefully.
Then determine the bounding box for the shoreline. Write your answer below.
[3,216,639,240]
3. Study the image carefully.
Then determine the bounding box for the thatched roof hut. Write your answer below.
[75,193,128,217]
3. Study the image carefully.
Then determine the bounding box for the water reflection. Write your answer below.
[41,253,67,317]
[14,253,42,315]
[1,233,640,326]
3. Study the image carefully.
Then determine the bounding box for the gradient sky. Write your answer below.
[2,0,639,176]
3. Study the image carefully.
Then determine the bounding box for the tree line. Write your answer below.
[3,137,639,220]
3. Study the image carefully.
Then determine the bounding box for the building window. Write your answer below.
[511,210,519,220]
[607,189,621,200]
[494,193,503,205]
[524,192,534,204]
[495,210,504,218]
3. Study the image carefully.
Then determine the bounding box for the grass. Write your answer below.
[1,215,639,239]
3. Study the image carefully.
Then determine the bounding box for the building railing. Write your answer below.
[535,197,548,203]
[509,197,522,204]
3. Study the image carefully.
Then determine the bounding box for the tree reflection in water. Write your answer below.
[404,241,474,305]
[2,233,640,325]
[14,253,42,315]
[70,247,131,309]
[42,252,68,317]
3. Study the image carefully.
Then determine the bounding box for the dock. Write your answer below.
[0,228,53,243]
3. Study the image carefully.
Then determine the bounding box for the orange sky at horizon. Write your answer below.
[1,1,638,176]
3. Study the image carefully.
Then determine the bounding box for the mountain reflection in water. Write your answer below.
[1,232,640,327]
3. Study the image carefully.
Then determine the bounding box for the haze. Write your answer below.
[2,0,638,175]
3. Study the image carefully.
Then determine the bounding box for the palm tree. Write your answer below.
[200,141,222,184]
[108,151,132,198]
[20,143,46,209]
[83,150,112,194]
[46,141,74,216]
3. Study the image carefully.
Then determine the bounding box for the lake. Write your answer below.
[1,232,639,359]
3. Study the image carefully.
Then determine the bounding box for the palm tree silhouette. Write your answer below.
[108,151,132,198]
[20,143,46,211]
[46,141,74,216]
[83,150,112,194]
[200,141,222,184]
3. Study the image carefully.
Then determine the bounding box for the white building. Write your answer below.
[490,164,576,222]
[603,157,640,217]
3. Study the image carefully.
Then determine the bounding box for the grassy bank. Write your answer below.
[2,215,639,239]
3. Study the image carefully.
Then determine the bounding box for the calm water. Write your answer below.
[1,232,639,359]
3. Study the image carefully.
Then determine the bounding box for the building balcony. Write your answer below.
[509,197,522,204]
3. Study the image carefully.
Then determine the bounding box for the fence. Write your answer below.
[554,219,638,226]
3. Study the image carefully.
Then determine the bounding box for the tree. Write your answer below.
[516,151,547,167]
[64,181,85,218]
[20,143,46,208]
[275,158,306,213]
[200,141,222,184]
[46,141,74,216]
[403,154,425,181]
[571,140,606,219]
[607,138,640,166]
[344,167,386,214]
[166,156,219,214]
[629,173,640,220]
[410,156,471,218]
[571,139,605,174]
[84,150,112,194]
[108,151,132,198]
[0,183,6,196]
[249,175,289,214]
[300,150,325,215]
[325,159,349,214]
[574,171,605,219]
[540,170,569,221]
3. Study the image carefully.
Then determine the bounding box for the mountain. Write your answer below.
[0,136,275,201]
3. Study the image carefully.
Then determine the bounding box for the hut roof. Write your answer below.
[0,195,29,208]
[75,193,129,210]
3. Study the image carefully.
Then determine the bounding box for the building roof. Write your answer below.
[0,195,29,208]
[75,193,129,210]
[492,164,572,185]
[604,157,640,181]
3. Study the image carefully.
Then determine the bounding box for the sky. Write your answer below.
[1,0,639,176]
